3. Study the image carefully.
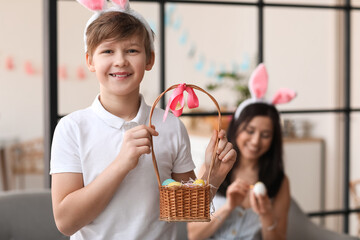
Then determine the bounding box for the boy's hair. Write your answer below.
[86,11,153,61]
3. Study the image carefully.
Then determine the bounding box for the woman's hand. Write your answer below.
[250,190,273,216]
[250,190,276,229]
[226,178,250,210]
[249,178,291,240]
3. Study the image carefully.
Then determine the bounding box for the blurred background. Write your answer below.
[0,0,360,237]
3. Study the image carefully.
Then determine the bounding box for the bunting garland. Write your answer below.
[165,4,253,81]
[5,56,14,70]
[24,61,35,75]
[1,3,252,83]
[0,54,89,81]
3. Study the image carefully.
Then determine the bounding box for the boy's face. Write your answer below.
[86,35,154,98]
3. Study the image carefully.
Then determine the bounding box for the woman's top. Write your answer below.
[208,194,262,240]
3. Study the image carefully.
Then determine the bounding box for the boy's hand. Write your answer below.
[204,129,236,187]
[116,125,158,171]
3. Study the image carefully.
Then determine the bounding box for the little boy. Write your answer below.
[50,1,236,239]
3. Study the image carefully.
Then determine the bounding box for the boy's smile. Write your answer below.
[109,72,132,79]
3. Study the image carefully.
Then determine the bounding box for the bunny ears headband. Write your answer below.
[234,63,297,120]
[77,0,154,53]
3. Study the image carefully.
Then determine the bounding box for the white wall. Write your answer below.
[0,0,43,142]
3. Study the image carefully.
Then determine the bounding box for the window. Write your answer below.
[47,0,360,236]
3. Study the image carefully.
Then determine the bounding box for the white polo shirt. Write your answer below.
[50,94,195,240]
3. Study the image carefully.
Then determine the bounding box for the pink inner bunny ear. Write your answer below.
[77,0,106,11]
[271,88,297,105]
[111,0,129,10]
[249,63,268,99]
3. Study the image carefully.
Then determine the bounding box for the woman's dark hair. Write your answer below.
[218,103,284,198]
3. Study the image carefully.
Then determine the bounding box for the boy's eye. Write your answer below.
[102,50,112,54]
[127,49,139,53]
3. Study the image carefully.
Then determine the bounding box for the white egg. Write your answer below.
[253,182,267,196]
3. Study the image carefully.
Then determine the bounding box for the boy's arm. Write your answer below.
[202,129,236,189]
[51,125,158,236]
[51,160,130,236]
[172,170,197,182]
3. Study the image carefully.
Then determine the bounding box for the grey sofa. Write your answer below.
[286,198,359,240]
[176,198,360,240]
[1,190,358,240]
[0,189,68,240]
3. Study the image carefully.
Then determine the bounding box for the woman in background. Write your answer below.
[187,63,296,240]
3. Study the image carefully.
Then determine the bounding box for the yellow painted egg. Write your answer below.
[168,181,182,187]
[193,179,205,186]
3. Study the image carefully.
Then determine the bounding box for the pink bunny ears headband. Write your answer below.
[234,63,297,120]
[77,0,154,53]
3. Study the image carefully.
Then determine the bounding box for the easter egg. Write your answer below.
[168,181,182,187]
[193,179,205,186]
[253,182,267,196]
[162,179,176,186]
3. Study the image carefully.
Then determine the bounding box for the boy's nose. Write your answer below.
[114,53,128,67]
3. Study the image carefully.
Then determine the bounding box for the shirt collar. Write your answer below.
[91,94,150,129]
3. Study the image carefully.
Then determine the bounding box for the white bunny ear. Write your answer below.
[77,0,107,12]
[111,0,130,10]
[249,63,268,100]
[271,88,297,105]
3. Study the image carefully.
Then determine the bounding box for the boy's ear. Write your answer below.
[145,51,155,71]
[86,53,96,72]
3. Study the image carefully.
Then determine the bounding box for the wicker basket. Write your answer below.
[149,84,222,222]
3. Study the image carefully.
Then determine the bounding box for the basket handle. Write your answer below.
[148,84,222,187]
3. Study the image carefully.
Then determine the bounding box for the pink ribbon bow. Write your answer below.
[163,83,199,122]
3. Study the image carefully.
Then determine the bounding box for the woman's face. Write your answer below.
[236,116,274,162]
